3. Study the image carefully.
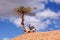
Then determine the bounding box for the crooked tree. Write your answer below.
[14,6,36,33]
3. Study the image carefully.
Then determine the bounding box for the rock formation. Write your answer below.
[12,30,60,40]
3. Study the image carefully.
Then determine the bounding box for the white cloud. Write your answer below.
[36,9,60,19]
[0,0,47,17]
[55,25,59,27]
[0,0,49,31]
[3,38,10,40]
[46,19,51,24]
[24,16,40,23]
[10,17,22,27]
[10,9,60,31]
[10,16,49,30]
[26,0,48,8]
[50,0,60,4]
[0,0,60,31]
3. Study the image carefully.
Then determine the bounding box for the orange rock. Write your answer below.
[12,30,60,40]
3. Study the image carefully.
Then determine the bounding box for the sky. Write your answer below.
[0,0,60,40]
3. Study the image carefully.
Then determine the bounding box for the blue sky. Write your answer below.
[0,0,60,40]
[0,19,24,40]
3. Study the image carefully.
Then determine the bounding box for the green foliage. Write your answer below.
[15,6,36,14]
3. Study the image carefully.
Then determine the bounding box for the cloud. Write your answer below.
[0,0,46,10]
[36,9,60,19]
[50,0,60,4]
[3,38,10,40]
[10,17,21,27]
[0,0,60,31]
[10,16,49,30]
[0,0,47,18]
[0,0,20,18]
[10,9,60,31]
[55,25,59,27]
[0,0,49,30]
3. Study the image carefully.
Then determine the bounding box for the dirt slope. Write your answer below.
[12,30,60,40]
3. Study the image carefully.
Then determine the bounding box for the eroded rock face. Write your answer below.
[12,30,60,40]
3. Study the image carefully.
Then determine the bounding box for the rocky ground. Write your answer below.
[12,30,60,40]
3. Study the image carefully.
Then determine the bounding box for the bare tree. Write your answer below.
[14,6,36,33]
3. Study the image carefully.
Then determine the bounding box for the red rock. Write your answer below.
[12,30,60,40]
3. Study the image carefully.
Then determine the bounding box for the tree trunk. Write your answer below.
[21,13,26,33]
